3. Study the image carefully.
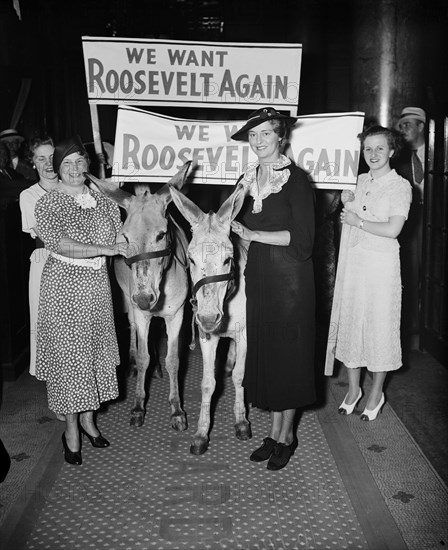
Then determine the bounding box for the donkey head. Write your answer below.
[86,161,191,311]
[170,183,246,334]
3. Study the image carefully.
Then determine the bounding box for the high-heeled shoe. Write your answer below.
[79,424,110,448]
[338,388,362,415]
[360,393,385,421]
[62,433,82,465]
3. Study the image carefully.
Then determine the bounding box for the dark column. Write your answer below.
[351,0,423,126]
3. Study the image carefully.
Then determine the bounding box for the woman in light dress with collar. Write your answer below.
[19,135,59,377]
[35,136,132,466]
[326,126,412,420]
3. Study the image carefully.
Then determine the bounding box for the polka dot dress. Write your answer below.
[35,188,122,415]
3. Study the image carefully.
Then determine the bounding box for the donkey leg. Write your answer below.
[164,309,187,432]
[191,336,219,455]
[128,311,138,376]
[232,338,252,441]
[224,339,236,378]
[149,331,163,379]
[130,311,151,427]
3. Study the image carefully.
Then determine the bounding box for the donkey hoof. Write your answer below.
[130,413,144,427]
[190,437,209,455]
[235,421,252,441]
[171,414,188,432]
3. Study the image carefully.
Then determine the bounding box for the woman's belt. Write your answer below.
[50,252,106,270]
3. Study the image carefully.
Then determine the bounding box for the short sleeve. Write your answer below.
[19,188,37,237]
[388,177,412,220]
[286,167,315,261]
[35,194,65,252]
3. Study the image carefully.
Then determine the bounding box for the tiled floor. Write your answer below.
[1,338,447,550]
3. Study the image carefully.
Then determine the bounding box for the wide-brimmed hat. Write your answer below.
[231,107,297,141]
[398,107,426,125]
[0,128,24,143]
[53,135,88,173]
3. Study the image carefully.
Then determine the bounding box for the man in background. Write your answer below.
[0,128,37,182]
[394,107,426,352]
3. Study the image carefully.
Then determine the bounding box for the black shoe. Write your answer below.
[250,437,277,462]
[266,439,298,471]
[62,433,82,465]
[79,424,110,448]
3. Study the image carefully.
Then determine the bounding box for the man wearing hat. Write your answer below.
[394,107,426,351]
[395,107,426,200]
[0,128,38,182]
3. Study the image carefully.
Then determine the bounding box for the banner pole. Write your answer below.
[89,103,105,179]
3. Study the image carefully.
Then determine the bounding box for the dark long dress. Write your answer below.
[239,163,316,411]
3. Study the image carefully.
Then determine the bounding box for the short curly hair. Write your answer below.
[27,134,54,162]
[358,125,403,159]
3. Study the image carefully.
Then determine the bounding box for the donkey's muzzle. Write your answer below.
[196,313,223,334]
[133,292,157,311]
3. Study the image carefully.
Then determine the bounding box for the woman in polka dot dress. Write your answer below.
[35,136,132,466]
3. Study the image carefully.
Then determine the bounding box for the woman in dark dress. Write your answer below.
[231,107,316,471]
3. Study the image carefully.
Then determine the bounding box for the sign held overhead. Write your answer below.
[82,37,302,110]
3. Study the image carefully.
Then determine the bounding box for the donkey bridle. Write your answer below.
[189,259,236,345]
[124,247,171,267]
[192,271,234,297]
[191,255,236,300]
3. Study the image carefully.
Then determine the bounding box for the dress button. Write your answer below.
[363,205,366,211]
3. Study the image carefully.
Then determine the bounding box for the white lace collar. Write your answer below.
[241,154,291,213]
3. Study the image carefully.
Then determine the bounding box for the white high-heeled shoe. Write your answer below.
[360,393,385,421]
[338,388,362,415]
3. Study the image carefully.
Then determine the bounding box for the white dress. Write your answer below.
[19,183,51,376]
[326,170,412,373]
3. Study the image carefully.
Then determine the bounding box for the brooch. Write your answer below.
[74,192,97,209]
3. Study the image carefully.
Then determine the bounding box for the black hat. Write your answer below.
[53,135,88,173]
[230,107,297,141]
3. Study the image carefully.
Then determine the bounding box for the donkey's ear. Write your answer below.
[84,173,132,210]
[156,161,193,200]
[169,185,205,227]
[217,183,247,224]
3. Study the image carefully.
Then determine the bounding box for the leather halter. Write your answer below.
[188,258,236,348]
[192,271,234,297]
[124,247,171,268]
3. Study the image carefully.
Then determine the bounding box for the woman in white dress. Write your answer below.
[326,126,412,421]
[19,135,59,376]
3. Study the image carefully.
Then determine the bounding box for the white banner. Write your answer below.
[112,106,365,189]
[82,37,301,110]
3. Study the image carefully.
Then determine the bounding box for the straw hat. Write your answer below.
[398,107,426,125]
[0,128,24,143]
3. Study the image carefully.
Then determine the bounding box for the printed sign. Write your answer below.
[82,37,302,110]
[111,106,364,189]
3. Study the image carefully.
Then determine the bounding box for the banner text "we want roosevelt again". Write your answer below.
[87,47,295,101]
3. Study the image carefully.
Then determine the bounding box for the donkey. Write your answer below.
[170,183,252,454]
[86,163,191,430]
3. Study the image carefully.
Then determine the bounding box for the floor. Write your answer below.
[0,326,447,550]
